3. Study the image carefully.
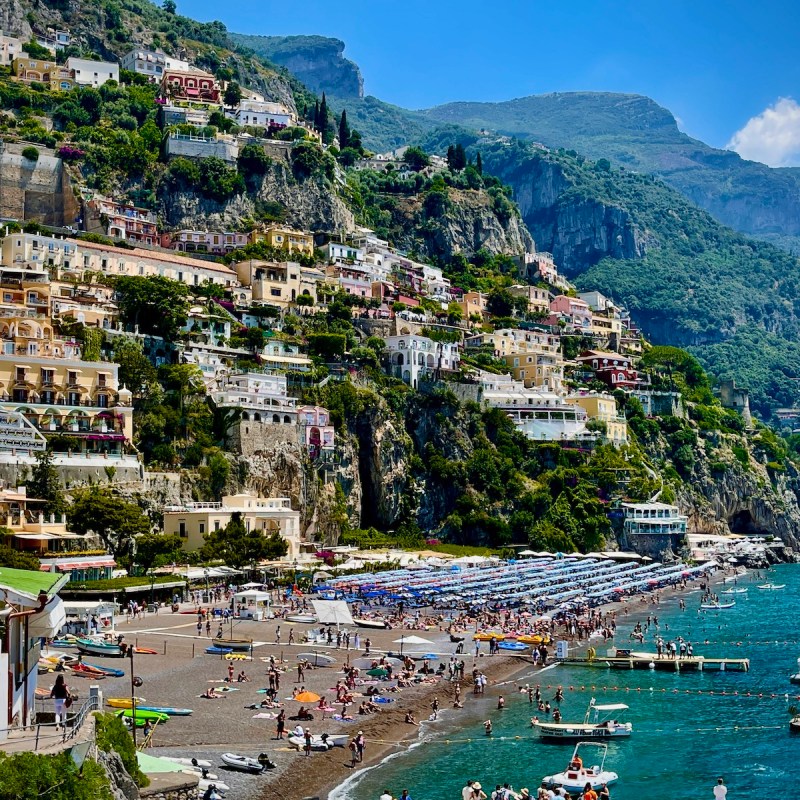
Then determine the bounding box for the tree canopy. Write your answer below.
[200,512,288,569]
[114,275,190,339]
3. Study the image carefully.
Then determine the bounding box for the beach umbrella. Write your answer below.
[294,691,321,703]
[366,667,388,677]
[393,635,434,655]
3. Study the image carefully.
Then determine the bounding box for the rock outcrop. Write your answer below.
[230,34,364,99]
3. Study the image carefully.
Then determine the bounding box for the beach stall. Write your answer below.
[60,599,118,636]
[234,589,271,620]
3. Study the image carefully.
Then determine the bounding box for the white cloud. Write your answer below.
[727,97,800,167]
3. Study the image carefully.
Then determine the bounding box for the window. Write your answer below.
[67,371,77,385]
[199,522,205,534]
[41,369,53,384]
[15,367,25,382]
[213,520,220,532]
[178,521,187,537]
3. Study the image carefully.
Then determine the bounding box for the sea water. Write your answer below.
[333,564,800,800]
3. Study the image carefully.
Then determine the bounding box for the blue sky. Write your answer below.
[180,0,800,165]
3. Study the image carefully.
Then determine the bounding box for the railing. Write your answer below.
[2,694,99,753]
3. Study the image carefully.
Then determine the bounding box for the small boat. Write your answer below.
[220,753,267,773]
[284,614,317,624]
[758,584,786,590]
[133,647,158,655]
[138,705,193,716]
[700,601,735,609]
[541,741,619,793]
[498,641,528,652]
[791,716,800,734]
[50,637,79,648]
[215,639,253,652]
[76,639,124,658]
[517,634,549,645]
[353,618,387,629]
[288,734,333,751]
[107,697,145,709]
[473,632,506,642]
[721,588,747,595]
[534,699,633,742]
[296,652,336,666]
[206,646,233,655]
[168,757,213,768]
[117,708,170,723]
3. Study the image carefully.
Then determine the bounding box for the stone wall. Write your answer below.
[227,419,300,457]
[139,773,199,800]
[165,136,238,164]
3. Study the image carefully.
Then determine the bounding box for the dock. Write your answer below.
[559,651,750,672]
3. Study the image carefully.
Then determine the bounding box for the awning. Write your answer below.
[14,532,59,540]
[28,595,66,638]
[185,88,199,96]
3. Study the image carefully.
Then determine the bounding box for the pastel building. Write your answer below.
[85,197,157,245]
[508,284,552,315]
[576,350,638,389]
[566,391,628,444]
[550,295,592,332]
[0,31,23,66]
[297,405,335,458]
[162,229,249,255]
[164,493,303,558]
[160,68,220,104]
[249,226,315,257]
[66,57,119,87]
[11,57,74,90]
[120,48,166,79]
[211,371,297,424]
[225,100,293,128]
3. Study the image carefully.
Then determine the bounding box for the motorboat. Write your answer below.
[284,614,317,624]
[758,584,786,590]
[288,734,334,751]
[76,638,124,658]
[198,778,229,795]
[534,699,632,742]
[790,658,800,685]
[700,601,735,609]
[721,588,747,594]
[220,752,274,773]
[354,618,388,629]
[541,741,619,793]
[791,715,800,734]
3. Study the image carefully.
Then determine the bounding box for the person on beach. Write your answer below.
[484,719,492,735]
[713,777,727,800]
[303,727,312,757]
[380,791,392,800]
[227,663,234,682]
[355,730,365,762]
[497,695,505,710]
[275,709,286,739]
[471,782,487,800]
[405,711,418,726]
[463,781,476,800]
[49,675,71,730]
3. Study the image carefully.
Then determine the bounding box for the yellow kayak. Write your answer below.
[473,632,506,641]
[106,697,145,709]
[516,634,550,645]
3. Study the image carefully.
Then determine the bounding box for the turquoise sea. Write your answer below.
[332,565,800,800]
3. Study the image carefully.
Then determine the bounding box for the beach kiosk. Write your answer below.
[234,589,271,620]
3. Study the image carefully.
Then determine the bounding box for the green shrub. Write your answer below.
[94,712,149,787]
[21,146,39,161]
[732,444,750,469]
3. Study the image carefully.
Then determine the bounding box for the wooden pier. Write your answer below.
[559,651,750,672]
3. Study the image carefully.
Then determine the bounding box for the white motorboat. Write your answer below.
[285,614,317,624]
[700,601,735,609]
[542,742,619,793]
[721,588,747,594]
[533,699,632,741]
[757,584,786,590]
[354,618,388,629]
[288,734,333,751]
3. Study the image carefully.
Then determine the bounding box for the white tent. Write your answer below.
[234,589,270,620]
[311,599,353,628]
[234,589,271,602]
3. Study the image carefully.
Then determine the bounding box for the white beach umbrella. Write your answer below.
[393,634,434,655]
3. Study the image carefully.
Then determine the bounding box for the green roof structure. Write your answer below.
[0,566,68,605]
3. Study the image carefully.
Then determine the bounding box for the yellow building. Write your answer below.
[566,392,628,444]
[459,291,488,322]
[508,284,552,315]
[12,56,74,90]
[590,314,623,339]
[248,226,315,257]
[235,260,326,309]
[163,493,304,558]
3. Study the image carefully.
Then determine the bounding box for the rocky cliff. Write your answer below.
[159,158,354,235]
[230,34,364,99]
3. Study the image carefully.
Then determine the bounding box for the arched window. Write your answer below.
[283,415,291,424]
[272,413,280,423]
[253,412,261,422]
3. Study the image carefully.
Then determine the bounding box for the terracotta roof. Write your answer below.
[77,240,236,275]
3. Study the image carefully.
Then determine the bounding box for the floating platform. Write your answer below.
[560,652,750,672]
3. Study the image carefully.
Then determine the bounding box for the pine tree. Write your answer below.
[338,109,350,149]
[319,92,328,139]
[476,151,483,175]
[313,100,320,128]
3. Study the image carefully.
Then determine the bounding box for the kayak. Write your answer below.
[223,653,251,661]
[83,662,125,677]
[117,708,169,723]
[473,632,506,641]
[107,697,145,709]
[138,705,193,716]
[133,647,158,654]
[206,646,233,655]
[498,641,529,652]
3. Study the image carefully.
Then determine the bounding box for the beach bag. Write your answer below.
[65,694,73,709]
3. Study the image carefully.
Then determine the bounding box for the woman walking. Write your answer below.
[50,675,71,730]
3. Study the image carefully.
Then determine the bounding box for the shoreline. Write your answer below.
[260,653,530,800]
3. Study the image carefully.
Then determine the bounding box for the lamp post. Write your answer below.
[148,569,155,605]
[128,646,137,747]
[204,568,210,603]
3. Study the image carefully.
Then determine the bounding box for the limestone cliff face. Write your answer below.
[159,160,354,235]
[391,188,534,261]
[484,152,646,274]
[230,34,364,99]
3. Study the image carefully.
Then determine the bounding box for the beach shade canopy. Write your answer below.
[366,667,389,677]
[311,599,354,628]
[393,634,434,654]
[518,550,536,556]
[294,691,321,703]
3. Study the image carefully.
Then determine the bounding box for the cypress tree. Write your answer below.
[476,151,483,175]
[446,144,456,170]
[338,109,350,149]
[454,143,467,170]
[313,100,320,128]
[319,92,328,138]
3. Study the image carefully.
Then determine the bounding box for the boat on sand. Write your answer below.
[220,752,274,773]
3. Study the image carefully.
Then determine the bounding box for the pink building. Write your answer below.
[87,197,157,245]
[161,230,250,255]
[550,295,592,332]
[297,405,334,458]
[329,264,372,298]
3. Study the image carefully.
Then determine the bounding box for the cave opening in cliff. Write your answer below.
[728,509,766,535]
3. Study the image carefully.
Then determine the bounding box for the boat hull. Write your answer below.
[138,706,193,716]
[221,753,263,773]
[542,770,619,792]
[285,615,317,624]
[117,708,170,723]
[76,641,124,658]
[535,725,632,742]
[215,640,252,652]
[354,618,386,629]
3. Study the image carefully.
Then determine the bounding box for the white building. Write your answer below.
[328,242,365,264]
[65,57,119,87]
[120,48,166,78]
[0,30,23,66]
[164,55,190,72]
[385,335,460,389]
[225,99,294,128]
[211,371,297,423]
[623,502,688,539]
